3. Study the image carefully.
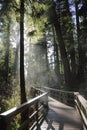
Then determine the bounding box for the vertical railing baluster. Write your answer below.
[36,101,39,129]
[46,93,49,111]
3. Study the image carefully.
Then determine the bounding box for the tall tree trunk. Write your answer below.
[52,24,61,88]
[75,1,84,81]
[5,17,10,83]
[14,43,20,82]
[51,2,71,89]
[20,0,27,104]
[44,38,50,86]
[20,1,29,128]
[65,0,77,90]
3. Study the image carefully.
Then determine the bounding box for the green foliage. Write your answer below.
[6,86,20,109]
[25,0,50,44]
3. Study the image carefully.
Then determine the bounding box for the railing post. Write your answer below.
[74,92,79,109]
[21,108,29,130]
[0,116,9,130]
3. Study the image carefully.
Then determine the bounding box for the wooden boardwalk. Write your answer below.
[41,97,83,130]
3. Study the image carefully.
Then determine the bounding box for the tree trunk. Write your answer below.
[4,16,10,83]
[20,0,29,128]
[65,0,77,89]
[51,2,71,89]
[75,2,84,82]
[52,24,61,88]
[20,0,27,104]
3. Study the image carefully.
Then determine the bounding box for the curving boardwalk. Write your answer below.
[41,97,83,130]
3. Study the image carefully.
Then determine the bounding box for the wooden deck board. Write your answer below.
[41,97,83,130]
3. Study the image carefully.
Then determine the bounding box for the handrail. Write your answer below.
[43,87,74,94]
[0,90,48,130]
[43,87,87,129]
[74,92,87,130]
[43,87,74,106]
[30,87,45,98]
[0,86,87,130]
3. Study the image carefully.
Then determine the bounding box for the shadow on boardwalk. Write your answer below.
[41,97,83,130]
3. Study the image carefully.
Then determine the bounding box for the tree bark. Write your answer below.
[5,17,10,82]
[75,2,84,81]
[20,0,29,128]
[20,0,27,104]
[51,2,71,89]
[52,24,61,88]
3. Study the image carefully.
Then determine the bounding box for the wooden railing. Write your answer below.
[0,88,48,130]
[43,87,74,106]
[74,92,87,130]
[43,87,87,130]
[0,87,87,130]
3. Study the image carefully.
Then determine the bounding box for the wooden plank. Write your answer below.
[41,97,83,130]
